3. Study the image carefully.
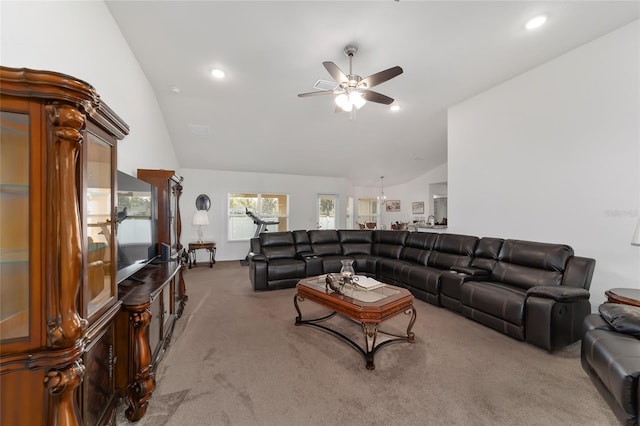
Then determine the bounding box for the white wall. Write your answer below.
[448,20,640,309]
[0,1,179,174]
[180,169,353,261]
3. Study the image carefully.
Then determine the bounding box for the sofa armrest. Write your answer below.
[450,266,490,277]
[527,286,590,302]
[248,252,267,262]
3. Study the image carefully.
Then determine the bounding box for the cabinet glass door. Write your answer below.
[86,131,115,318]
[0,111,30,342]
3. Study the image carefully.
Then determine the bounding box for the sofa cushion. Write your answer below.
[266,258,306,280]
[374,230,409,245]
[339,229,373,256]
[338,230,373,244]
[292,230,312,253]
[308,230,342,256]
[308,230,340,244]
[498,240,573,272]
[428,234,477,270]
[491,263,563,290]
[490,240,570,291]
[260,231,295,247]
[470,237,504,271]
[461,281,527,326]
[599,303,640,339]
[405,232,438,250]
[399,246,430,266]
[262,245,296,260]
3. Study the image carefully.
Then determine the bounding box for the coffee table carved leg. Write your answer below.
[406,306,417,343]
[362,323,379,370]
[294,294,304,325]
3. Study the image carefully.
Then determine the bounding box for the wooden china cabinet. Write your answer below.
[137,169,187,316]
[0,67,128,425]
[114,169,187,421]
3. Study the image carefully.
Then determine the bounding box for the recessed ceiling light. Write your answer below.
[390,105,400,112]
[526,15,547,30]
[210,68,225,79]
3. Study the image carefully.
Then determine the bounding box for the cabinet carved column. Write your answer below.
[45,103,87,348]
[124,308,154,421]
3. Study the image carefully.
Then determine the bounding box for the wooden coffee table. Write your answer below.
[294,275,416,370]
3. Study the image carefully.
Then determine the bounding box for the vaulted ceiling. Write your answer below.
[106,1,639,187]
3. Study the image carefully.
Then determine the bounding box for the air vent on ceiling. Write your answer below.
[314,79,340,91]
[188,124,211,137]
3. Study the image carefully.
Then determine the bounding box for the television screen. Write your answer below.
[116,170,158,283]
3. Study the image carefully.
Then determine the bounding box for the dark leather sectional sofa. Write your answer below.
[582,304,640,425]
[248,229,596,352]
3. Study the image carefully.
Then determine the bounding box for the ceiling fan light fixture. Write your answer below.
[335,93,352,111]
[349,92,366,109]
[390,104,400,112]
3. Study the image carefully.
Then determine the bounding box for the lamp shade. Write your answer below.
[192,210,209,226]
[632,216,640,246]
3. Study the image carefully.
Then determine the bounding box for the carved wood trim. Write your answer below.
[0,66,129,139]
[125,309,155,421]
[44,360,85,426]
[172,179,183,251]
[45,103,87,348]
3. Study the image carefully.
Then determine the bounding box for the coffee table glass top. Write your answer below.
[298,275,399,303]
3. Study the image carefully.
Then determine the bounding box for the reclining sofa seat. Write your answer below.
[307,230,351,274]
[376,233,478,306]
[337,230,375,276]
[440,237,505,313]
[249,231,306,290]
[461,239,595,351]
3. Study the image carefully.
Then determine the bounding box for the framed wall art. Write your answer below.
[385,200,401,212]
[412,201,425,215]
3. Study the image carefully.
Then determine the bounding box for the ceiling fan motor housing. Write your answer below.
[344,45,358,57]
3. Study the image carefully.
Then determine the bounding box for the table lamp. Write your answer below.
[192,210,209,243]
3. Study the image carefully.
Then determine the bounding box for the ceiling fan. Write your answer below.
[298,45,403,113]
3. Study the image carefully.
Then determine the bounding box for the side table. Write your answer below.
[605,288,640,307]
[188,242,216,268]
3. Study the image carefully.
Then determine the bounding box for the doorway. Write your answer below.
[317,194,338,230]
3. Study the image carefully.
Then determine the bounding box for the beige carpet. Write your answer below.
[117,261,617,426]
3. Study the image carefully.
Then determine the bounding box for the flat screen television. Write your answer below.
[116,170,158,284]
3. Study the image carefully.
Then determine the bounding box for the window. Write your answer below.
[228,193,288,240]
[357,198,379,228]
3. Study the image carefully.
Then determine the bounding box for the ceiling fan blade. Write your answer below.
[297,90,335,98]
[360,66,403,89]
[323,61,348,83]
[360,90,394,105]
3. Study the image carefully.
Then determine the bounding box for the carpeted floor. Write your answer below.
[117,260,617,426]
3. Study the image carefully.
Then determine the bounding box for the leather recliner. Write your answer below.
[582,304,640,426]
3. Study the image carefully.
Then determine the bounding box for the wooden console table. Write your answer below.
[188,242,216,268]
[605,288,640,307]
